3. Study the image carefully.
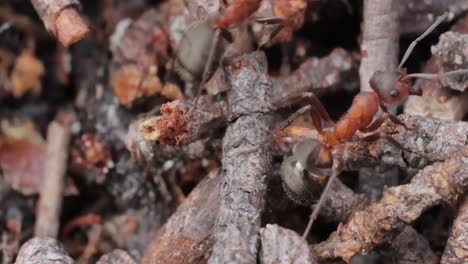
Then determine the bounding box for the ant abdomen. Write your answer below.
[280,140,332,206]
[280,155,327,206]
[175,21,223,83]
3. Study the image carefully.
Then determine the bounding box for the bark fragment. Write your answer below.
[260,224,313,264]
[441,195,468,264]
[30,0,89,46]
[34,118,72,238]
[313,157,468,262]
[209,52,273,264]
[15,237,74,264]
[142,171,220,264]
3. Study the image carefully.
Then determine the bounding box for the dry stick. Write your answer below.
[30,0,89,46]
[34,120,71,238]
[141,171,221,264]
[441,194,468,264]
[312,157,468,263]
[358,0,400,202]
[208,52,273,264]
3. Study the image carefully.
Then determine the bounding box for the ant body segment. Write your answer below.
[174,0,284,110]
[274,12,468,240]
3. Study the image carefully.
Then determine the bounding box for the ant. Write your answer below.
[173,0,284,110]
[271,12,468,241]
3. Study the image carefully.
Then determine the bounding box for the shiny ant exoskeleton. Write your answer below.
[275,12,468,239]
[173,0,284,108]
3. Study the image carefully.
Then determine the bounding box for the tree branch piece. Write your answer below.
[208,52,273,263]
[441,194,468,264]
[141,171,220,264]
[313,157,468,262]
[30,0,89,46]
[34,119,71,238]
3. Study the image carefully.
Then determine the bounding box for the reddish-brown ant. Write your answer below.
[173,0,284,109]
[273,12,468,240]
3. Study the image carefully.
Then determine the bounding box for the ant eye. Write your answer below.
[390,90,399,98]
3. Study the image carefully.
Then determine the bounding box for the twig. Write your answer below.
[15,237,74,264]
[312,157,468,262]
[208,52,273,263]
[34,119,71,238]
[323,178,437,263]
[30,0,89,46]
[441,194,468,264]
[358,0,400,200]
[360,0,399,91]
[270,48,359,102]
[139,95,228,145]
[141,171,221,264]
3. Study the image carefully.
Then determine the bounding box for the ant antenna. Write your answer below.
[402,69,468,81]
[398,12,448,69]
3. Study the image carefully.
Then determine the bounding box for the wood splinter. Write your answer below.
[30,0,89,46]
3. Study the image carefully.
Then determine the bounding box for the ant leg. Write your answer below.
[379,102,411,130]
[187,28,221,113]
[277,105,323,132]
[302,156,343,239]
[301,92,334,127]
[398,12,448,69]
[359,132,414,154]
[255,17,285,49]
[273,92,334,127]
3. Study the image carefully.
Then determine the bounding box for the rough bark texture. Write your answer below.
[441,195,468,264]
[260,224,313,264]
[208,52,273,264]
[15,237,74,264]
[270,48,359,102]
[141,171,220,264]
[97,249,136,264]
[313,157,468,262]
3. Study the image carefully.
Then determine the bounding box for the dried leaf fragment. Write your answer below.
[110,64,162,107]
[10,51,45,98]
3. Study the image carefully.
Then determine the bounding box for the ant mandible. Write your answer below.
[174,0,284,110]
[274,12,468,240]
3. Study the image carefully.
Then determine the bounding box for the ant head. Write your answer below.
[369,70,410,104]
